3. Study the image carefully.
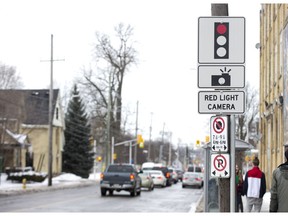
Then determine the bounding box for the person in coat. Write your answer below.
[243,157,266,212]
[235,164,244,212]
[269,148,288,212]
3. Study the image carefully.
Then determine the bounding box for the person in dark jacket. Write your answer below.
[235,164,244,212]
[269,148,288,212]
[243,157,266,212]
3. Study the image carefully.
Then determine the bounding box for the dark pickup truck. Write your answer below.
[100,164,142,197]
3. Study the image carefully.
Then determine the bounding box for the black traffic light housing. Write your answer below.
[214,22,229,59]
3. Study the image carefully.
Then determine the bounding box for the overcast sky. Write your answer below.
[0,0,270,146]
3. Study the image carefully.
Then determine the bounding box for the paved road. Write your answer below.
[0,182,202,212]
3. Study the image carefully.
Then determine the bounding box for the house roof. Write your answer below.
[0,89,59,125]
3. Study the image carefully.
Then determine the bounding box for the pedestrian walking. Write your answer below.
[235,164,244,212]
[243,157,266,212]
[269,148,288,212]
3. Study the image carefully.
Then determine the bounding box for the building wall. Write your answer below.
[21,126,63,174]
[259,4,287,190]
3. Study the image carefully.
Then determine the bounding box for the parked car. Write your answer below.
[152,166,173,186]
[168,167,178,184]
[139,171,154,191]
[182,172,203,188]
[176,169,184,182]
[148,170,167,187]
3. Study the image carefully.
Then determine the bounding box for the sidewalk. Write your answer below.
[195,192,270,212]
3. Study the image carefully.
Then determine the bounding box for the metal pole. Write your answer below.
[159,122,165,163]
[230,115,236,212]
[48,34,54,187]
[106,71,112,167]
[93,140,97,180]
[148,112,153,160]
[134,101,139,165]
[129,141,132,164]
[111,137,114,164]
[168,132,172,166]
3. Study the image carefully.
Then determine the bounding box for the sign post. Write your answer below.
[197,6,245,212]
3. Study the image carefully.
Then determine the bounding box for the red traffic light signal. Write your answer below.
[214,22,229,59]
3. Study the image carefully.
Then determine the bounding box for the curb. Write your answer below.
[195,192,204,212]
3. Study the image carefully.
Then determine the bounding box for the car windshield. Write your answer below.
[187,166,202,172]
[107,165,134,173]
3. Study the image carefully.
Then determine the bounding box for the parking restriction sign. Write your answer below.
[211,116,228,152]
[210,153,230,178]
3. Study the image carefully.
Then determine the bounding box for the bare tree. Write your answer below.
[77,23,138,166]
[79,23,137,138]
[235,82,259,142]
[0,62,24,89]
[235,82,259,171]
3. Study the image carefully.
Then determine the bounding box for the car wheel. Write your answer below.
[109,189,113,196]
[137,188,141,196]
[130,187,137,197]
[101,188,107,196]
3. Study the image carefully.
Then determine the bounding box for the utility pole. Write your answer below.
[106,71,112,168]
[48,34,54,187]
[148,112,153,161]
[42,34,64,186]
[168,132,172,166]
[159,122,165,163]
[211,4,232,212]
[134,101,139,165]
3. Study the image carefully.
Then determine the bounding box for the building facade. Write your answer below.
[0,89,65,175]
[259,4,288,190]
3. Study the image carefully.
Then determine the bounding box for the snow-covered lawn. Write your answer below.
[0,172,100,191]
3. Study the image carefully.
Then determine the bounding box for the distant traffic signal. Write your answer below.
[137,134,144,148]
[214,22,229,59]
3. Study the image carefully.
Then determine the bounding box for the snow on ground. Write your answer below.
[0,172,100,190]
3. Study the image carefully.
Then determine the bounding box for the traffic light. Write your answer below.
[205,135,210,143]
[137,134,144,148]
[196,140,200,147]
[97,156,102,162]
[137,134,143,144]
[214,22,229,59]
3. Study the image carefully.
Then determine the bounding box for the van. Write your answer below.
[142,162,155,171]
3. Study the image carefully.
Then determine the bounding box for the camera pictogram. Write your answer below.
[211,67,231,86]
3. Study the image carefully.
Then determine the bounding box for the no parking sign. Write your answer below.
[210,153,230,178]
[210,116,228,152]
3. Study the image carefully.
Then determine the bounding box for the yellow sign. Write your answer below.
[113,154,117,160]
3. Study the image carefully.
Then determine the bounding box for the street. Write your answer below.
[0,182,202,212]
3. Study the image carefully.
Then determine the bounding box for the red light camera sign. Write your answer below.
[198,17,245,64]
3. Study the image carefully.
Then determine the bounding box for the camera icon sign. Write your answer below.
[211,67,231,86]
